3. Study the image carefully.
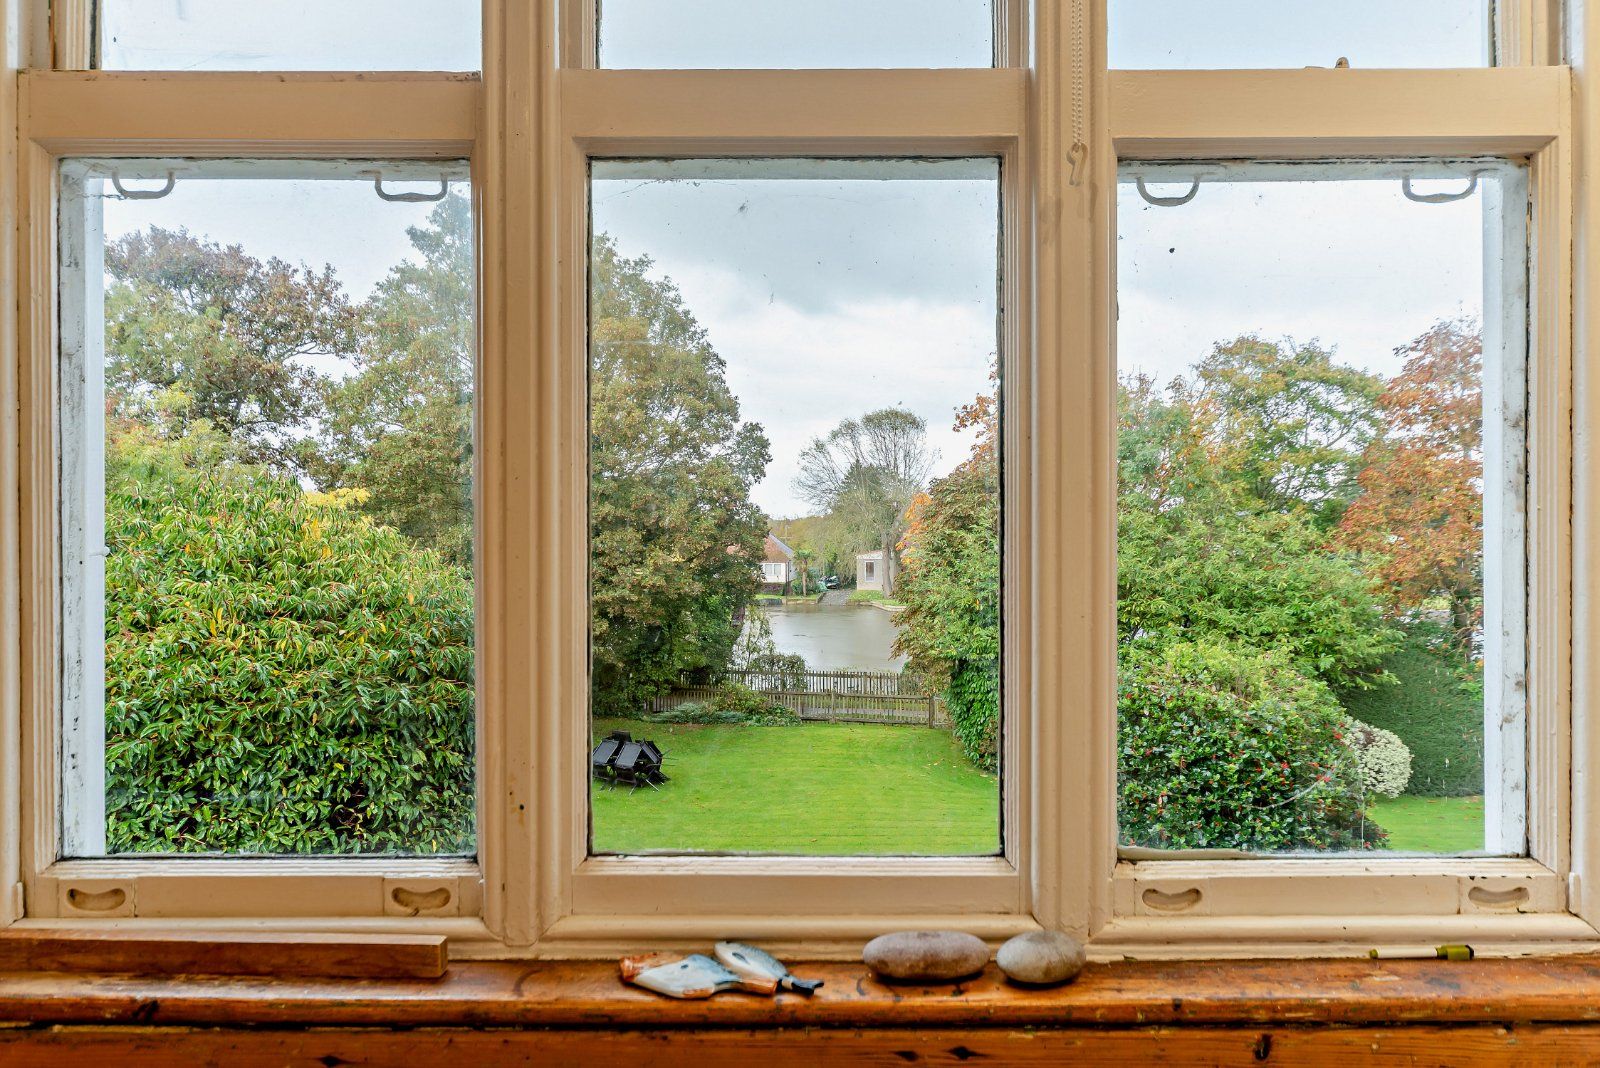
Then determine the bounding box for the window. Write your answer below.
[586,159,1002,858]
[1110,1,1492,70]
[597,0,995,69]
[1116,162,1527,858]
[96,0,482,71]
[57,161,476,858]
[11,0,1595,959]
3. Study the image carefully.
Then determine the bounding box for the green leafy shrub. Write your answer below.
[948,660,1000,773]
[104,442,474,855]
[638,683,797,726]
[1118,639,1380,852]
[1336,621,1483,797]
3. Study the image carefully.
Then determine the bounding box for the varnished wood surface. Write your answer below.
[4,956,1600,1030]
[0,930,448,980]
[3,1024,1600,1066]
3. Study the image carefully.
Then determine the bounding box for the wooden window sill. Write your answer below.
[3,956,1600,1030]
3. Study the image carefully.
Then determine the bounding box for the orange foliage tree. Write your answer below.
[1337,320,1483,646]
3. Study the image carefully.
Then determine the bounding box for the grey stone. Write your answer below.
[862,930,990,982]
[995,930,1086,986]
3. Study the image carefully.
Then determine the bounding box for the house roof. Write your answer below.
[856,550,886,562]
[766,532,796,559]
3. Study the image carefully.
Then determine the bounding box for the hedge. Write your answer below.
[104,453,475,855]
[1337,621,1484,797]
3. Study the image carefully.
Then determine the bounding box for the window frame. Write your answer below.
[0,0,1591,961]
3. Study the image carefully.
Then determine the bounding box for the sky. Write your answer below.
[95,173,466,300]
[592,160,1000,519]
[91,2,1504,516]
[100,1,1487,71]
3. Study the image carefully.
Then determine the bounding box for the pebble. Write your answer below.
[863,930,990,982]
[995,930,1086,986]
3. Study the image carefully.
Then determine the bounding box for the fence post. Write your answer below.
[927,694,936,728]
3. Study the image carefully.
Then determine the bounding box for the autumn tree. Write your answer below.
[794,407,933,596]
[1338,319,1483,645]
[316,195,475,564]
[1189,336,1384,526]
[105,227,357,474]
[588,234,771,714]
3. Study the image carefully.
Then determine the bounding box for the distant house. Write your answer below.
[760,533,795,589]
[856,550,887,593]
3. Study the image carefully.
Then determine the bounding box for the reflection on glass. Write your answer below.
[599,0,993,69]
[60,163,476,856]
[1115,166,1526,856]
[588,159,1001,856]
[1111,1,1489,69]
[99,0,481,70]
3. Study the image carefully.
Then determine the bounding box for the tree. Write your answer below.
[793,546,814,596]
[316,195,475,564]
[794,407,933,596]
[1337,320,1483,646]
[1188,336,1384,526]
[588,234,771,714]
[104,227,357,474]
[896,389,1001,768]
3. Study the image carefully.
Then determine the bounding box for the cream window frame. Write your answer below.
[0,0,1593,962]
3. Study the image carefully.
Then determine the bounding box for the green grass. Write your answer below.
[1368,795,1484,853]
[591,718,999,856]
[847,590,903,607]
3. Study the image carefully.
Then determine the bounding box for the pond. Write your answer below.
[758,602,907,673]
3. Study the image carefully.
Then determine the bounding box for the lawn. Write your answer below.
[591,718,999,855]
[591,717,1481,856]
[1368,795,1484,854]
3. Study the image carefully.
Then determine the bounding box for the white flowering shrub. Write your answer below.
[1344,717,1413,799]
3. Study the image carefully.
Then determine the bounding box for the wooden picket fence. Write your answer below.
[649,668,949,728]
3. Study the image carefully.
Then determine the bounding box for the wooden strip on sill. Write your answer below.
[2,957,1600,1029]
[5,1024,1600,1065]
[0,930,447,980]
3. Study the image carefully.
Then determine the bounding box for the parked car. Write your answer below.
[823,575,841,589]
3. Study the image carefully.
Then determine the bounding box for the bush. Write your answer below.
[1345,718,1413,799]
[1118,639,1381,852]
[104,451,474,855]
[948,660,1000,772]
[636,683,797,726]
[1336,621,1483,797]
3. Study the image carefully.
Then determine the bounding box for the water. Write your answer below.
[759,602,907,673]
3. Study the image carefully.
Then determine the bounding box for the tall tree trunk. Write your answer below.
[882,531,897,597]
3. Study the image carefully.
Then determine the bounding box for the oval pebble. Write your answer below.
[863,930,990,982]
[996,930,1086,986]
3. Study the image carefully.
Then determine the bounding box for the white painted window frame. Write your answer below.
[0,0,1593,961]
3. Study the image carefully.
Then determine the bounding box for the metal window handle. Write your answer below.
[1134,177,1200,208]
[110,172,176,201]
[1401,174,1480,205]
[372,173,451,203]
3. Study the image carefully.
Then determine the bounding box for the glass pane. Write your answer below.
[60,161,476,856]
[1116,164,1526,856]
[588,159,1001,856]
[598,0,993,69]
[98,0,480,71]
[1111,1,1490,69]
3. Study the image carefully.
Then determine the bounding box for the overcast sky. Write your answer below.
[593,160,1000,519]
[101,1,1486,71]
[94,2,1501,520]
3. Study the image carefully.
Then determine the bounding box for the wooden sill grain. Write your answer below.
[2,956,1600,1030]
[0,930,448,980]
